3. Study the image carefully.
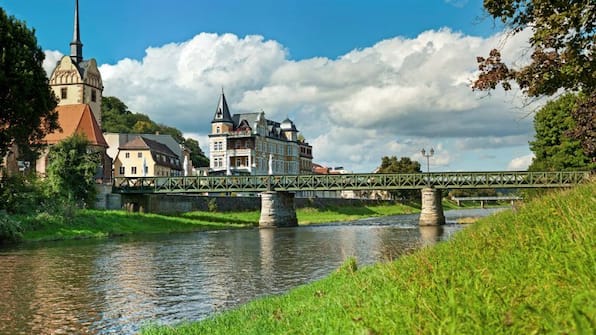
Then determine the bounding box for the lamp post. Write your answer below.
[421,148,434,187]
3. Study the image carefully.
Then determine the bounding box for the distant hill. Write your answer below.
[101,96,209,167]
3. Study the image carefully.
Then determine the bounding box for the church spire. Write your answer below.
[70,0,83,63]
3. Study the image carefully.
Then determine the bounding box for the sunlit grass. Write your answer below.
[143,182,596,334]
[19,202,420,242]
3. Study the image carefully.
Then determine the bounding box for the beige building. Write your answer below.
[104,133,193,177]
[209,91,313,176]
[113,136,182,178]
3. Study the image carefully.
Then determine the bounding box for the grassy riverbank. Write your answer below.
[143,182,595,334]
[16,202,418,242]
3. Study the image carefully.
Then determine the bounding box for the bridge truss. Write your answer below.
[112,171,591,194]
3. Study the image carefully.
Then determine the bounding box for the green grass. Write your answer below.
[17,203,418,242]
[20,210,249,242]
[297,203,418,224]
[142,182,596,334]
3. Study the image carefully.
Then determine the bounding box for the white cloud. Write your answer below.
[47,27,536,172]
[507,154,534,171]
[43,50,63,76]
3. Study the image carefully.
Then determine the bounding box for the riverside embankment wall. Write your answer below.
[117,193,397,214]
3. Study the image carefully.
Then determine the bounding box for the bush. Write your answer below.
[0,172,44,214]
[0,212,23,243]
[207,198,218,212]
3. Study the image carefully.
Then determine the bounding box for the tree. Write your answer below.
[473,0,594,96]
[528,94,594,171]
[377,156,421,200]
[184,137,209,167]
[46,133,100,207]
[473,1,595,162]
[0,8,58,162]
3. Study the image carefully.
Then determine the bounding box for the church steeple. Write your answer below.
[212,89,234,124]
[70,0,83,63]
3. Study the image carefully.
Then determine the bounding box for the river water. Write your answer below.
[0,208,502,334]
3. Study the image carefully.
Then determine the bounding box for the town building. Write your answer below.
[104,133,193,177]
[113,136,183,178]
[208,91,312,176]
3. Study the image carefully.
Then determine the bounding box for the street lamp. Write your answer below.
[421,148,434,187]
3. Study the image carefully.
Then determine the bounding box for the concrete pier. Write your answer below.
[259,191,298,228]
[419,187,445,226]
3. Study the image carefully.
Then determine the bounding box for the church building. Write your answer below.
[36,0,110,181]
[208,90,312,176]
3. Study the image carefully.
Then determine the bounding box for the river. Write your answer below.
[0,208,502,334]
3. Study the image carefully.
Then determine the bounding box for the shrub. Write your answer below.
[207,198,218,212]
[0,212,23,243]
[0,172,44,214]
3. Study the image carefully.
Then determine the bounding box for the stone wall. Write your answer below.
[119,193,397,214]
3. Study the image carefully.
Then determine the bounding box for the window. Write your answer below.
[144,165,148,175]
[137,152,142,158]
[131,166,137,175]
[91,89,97,102]
[125,152,130,158]
[60,88,67,99]
[119,166,125,175]
[216,126,221,134]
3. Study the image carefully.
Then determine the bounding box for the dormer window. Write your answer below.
[216,108,223,119]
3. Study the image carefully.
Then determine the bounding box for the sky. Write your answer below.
[1,0,538,172]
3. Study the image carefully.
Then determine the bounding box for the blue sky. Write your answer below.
[1,0,536,172]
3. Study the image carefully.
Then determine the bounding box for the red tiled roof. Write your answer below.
[44,104,107,147]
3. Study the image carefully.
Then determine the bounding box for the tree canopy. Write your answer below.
[528,94,594,171]
[473,0,595,164]
[46,133,100,207]
[0,8,58,161]
[101,96,209,167]
[377,156,421,200]
[473,0,594,96]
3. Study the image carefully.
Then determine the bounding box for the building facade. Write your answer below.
[113,136,183,178]
[209,91,312,176]
[104,133,193,177]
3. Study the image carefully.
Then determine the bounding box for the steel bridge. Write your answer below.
[112,171,591,194]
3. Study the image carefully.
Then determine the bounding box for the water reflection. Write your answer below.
[419,225,445,247]
[0,208,500,334]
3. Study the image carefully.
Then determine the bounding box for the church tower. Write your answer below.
[49,0,103,126]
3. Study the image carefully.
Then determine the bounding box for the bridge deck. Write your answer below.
[112,171,591,194]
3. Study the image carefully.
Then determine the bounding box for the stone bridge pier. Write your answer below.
[259,191,298,228]
[419,187,445,226]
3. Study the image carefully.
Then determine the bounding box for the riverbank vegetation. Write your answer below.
[143,181,595,334]
[12,202,419,243]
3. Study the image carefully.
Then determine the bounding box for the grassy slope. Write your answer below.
[20,203,418,242]
[21,210,247,242]
[143,182,595,334]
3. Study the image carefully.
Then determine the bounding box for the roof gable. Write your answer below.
[44,104,107,147]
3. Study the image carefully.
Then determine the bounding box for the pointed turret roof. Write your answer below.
[70,0,83,64]
[211,89,233,124]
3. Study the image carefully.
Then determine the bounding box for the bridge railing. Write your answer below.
[112,171,591,194]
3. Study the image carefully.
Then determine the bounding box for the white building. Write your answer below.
[209,91,312,176]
